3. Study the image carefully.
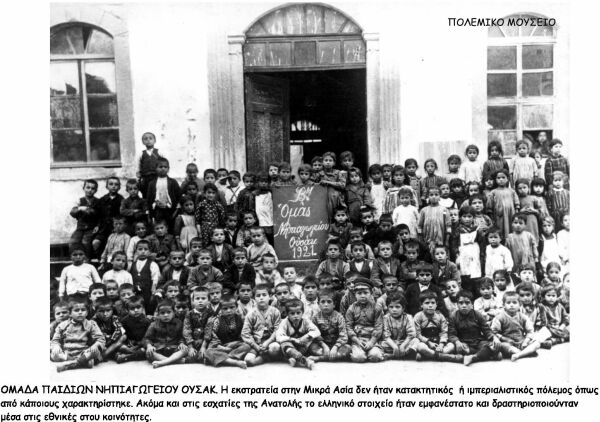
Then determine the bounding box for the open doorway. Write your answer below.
[244,69,368,175]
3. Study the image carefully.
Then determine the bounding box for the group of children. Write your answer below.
[50,133,570,371]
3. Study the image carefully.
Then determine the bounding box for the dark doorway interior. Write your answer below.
[245,69,368,175]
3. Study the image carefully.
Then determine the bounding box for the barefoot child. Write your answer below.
[92,296,127,361]
[414,291,460,362]
[381,292,418,360]
[182,287,212,363]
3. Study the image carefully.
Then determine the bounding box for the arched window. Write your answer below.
[243,4,365,70]
[487,14,556,156]
[50,24,120,165]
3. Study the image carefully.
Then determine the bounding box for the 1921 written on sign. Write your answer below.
[273,186,330,261]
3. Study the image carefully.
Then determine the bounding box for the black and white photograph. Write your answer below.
[2,0,600,419]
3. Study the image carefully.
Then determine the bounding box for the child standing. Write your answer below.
[392,187,419,237]
[69,179,100,258]
[491,291,540,361]
[546,171,570,228]
[382,164,393,188]
[458,144,483,183]
[420,159,447,206]
[119,179,148,234]
[147,220,177,269]
[538,284,569,347]
[432,245,461,289]
[59,248,101,299]
[130,240,160,314]
[204,295,251,369]
[207,227,234,273]
[316,239,350,281]
[254,173,274,244]
[345,167,373,226]
[510,141,538,185]
[102,251,133,286]
[311,156,324,183]
[99,217,131,271]
[126,221,149,269]
[180,163,205,195]
[544,139,569,188]
[235,172,256,215]
[404,159,421,205]
[487,169,520,239]
[241,284,282,366]
[418,187,451,255]
[50,294,105,372]
[367,164,386,221]
[557,214,570,267]
[137,132,162,199]
[246,227,278,271]
[439,182,457,209]
[146,158,180,228]
[448,290,500,366]
[223,248,256,291]
[195,183,225,248]
[272,163,296,187]
[238,211,258,248]
[143,300,188,368]
[319,152,347,221]
[506,214,538,272]
[515,179,542,243]
[444,155,462,182]
[484,228,514,278]
[223,170,245,212]
[482,140,509,183]
[381,292,419,360]
[531,177,550,220]
[328,207,353,248]
[384,165,417,215]
[455,207,484,295]
[276,298,320,370]
[173,196,198,253]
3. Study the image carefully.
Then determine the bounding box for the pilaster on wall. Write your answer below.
[364,32,381,166]
[226,35,247,172]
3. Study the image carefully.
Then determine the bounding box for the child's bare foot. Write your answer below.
[235,360,247,369]
[415,353,423,361]
[305,358,315,370]
[288,358,297,367]
[152,360,165,368]
[463,355,474,366]
[510,354,519,362]
[56,361,79,373]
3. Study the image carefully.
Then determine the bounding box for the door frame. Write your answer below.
[222,32,381,172]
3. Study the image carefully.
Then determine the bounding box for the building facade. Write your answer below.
[50,1,569,245]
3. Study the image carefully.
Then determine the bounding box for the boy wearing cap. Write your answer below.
[345,277,384,363]
[405,262,447,317]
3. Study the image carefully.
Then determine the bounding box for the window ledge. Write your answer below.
[50,161,122,169]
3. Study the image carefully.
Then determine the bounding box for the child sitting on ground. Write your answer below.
[381,292,418,360]
[276,298,320,370]
[182,287,212,363]
[491,291,540,361]
[204,295,251,369]
[115,295,150,363]
[242,284,282,367]
[92,296,127,362]
[143,300,187,369]
[309,288,350,362]
[414,291,460,362]
[448,290,500,366]
[50,294,105,372]
[474,278,502,321]
[345,278,384,363]
[538,283,570,348]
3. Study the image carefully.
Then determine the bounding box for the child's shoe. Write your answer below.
[540,340,552,350]
[288,357,297,367]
